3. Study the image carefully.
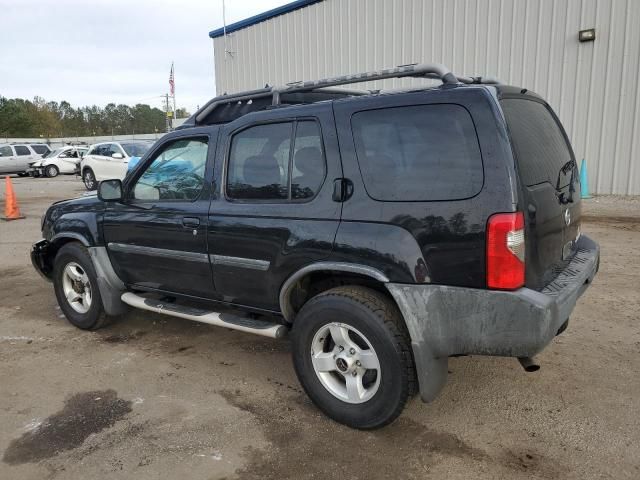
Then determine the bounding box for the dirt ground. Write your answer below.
[1,175,638,480]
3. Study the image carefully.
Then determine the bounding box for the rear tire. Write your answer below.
[45,165,59,178]
[291,286,416,429]
[83,168,97,190]
[53,242,110,330]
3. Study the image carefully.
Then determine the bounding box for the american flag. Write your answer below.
[169,63,175,96]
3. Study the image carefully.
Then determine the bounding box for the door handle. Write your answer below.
[332,178,354,202]
[182,217,200,228]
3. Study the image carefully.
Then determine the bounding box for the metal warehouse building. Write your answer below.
[210,0,640,195]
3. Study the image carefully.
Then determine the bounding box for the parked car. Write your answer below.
[0,143,40,176]
[29,146,88,178]
[29,143,53,157]
[80,140,154,190]
[31,63,599,429]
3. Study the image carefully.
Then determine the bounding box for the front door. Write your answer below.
[103,129,217,299]
[207,103,342,312]
[102,144,126,180]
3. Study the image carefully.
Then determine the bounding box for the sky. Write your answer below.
[0,0,290,113]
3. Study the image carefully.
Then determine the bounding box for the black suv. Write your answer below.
[32,63,599,429]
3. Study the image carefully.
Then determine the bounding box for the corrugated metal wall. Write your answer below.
[213,0,640,195]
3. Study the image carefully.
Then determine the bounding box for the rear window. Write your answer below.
[501,99,574,188]
[351,104,483,201]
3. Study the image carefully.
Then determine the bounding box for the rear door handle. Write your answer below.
[182,217,200,228]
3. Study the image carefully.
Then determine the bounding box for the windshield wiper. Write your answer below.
[555,159,577,204]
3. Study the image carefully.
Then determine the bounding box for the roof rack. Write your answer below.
[182,63,500,128]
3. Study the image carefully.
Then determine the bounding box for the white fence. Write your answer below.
[3,119,188,147]
[2,133,166,148]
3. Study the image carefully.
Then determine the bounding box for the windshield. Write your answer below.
[44,148,65,158]
[121,142,152,157]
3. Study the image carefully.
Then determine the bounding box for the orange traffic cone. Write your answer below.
[2,176,25,221]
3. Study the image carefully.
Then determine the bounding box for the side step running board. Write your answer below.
[121,292,288,339]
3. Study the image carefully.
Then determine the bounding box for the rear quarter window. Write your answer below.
[31,145,49,154]
[351,104,483,201]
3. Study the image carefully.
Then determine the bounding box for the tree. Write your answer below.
[0,94,168,137]
[175,107,191,119]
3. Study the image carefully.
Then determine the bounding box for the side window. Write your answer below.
[351,104,483,201]
[14,146,31,156]
[226,120,325,201]
[227,123,291,200]
[107,144,122,157]
[132,137,208,202]
[91,145,105,156]
[113,144,125,156]
[0,146,13,157]
[291,121,325,200]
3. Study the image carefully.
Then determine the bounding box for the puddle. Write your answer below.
[3,390,132,465]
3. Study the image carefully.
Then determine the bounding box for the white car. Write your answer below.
[0,143,41,176]
[29,146,88,178]
[80,140,154,190]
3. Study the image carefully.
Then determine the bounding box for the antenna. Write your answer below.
[222,0,233,59]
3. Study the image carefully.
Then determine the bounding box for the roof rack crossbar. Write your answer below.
[191,63,500,125]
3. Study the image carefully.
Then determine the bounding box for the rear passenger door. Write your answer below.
[208,103,342,311]
[13,145,34,171]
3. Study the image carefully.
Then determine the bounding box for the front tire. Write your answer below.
[53,242,109,330]
[291,286,416,429]
[83,168,97,190]
[45,165,59,178]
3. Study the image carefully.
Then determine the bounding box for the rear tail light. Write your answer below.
[486,212,525,290]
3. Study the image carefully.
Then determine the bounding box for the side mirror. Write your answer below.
[98,179,123,202]
[112,152,124,160]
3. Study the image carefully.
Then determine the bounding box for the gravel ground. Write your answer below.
[1,175,639,480]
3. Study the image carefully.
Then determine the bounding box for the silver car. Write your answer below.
[0,143,40,176]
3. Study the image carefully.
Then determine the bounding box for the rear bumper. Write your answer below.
[387,235,600,401]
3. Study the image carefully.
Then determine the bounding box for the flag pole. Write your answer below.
[172,61,177,118]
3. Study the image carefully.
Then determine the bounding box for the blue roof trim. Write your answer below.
[209,0,323,38]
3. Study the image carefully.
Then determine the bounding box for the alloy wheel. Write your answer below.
[310,322,381,404]
[61,262,92,314]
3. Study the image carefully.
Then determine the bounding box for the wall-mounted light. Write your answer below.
[579,29,596,42]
